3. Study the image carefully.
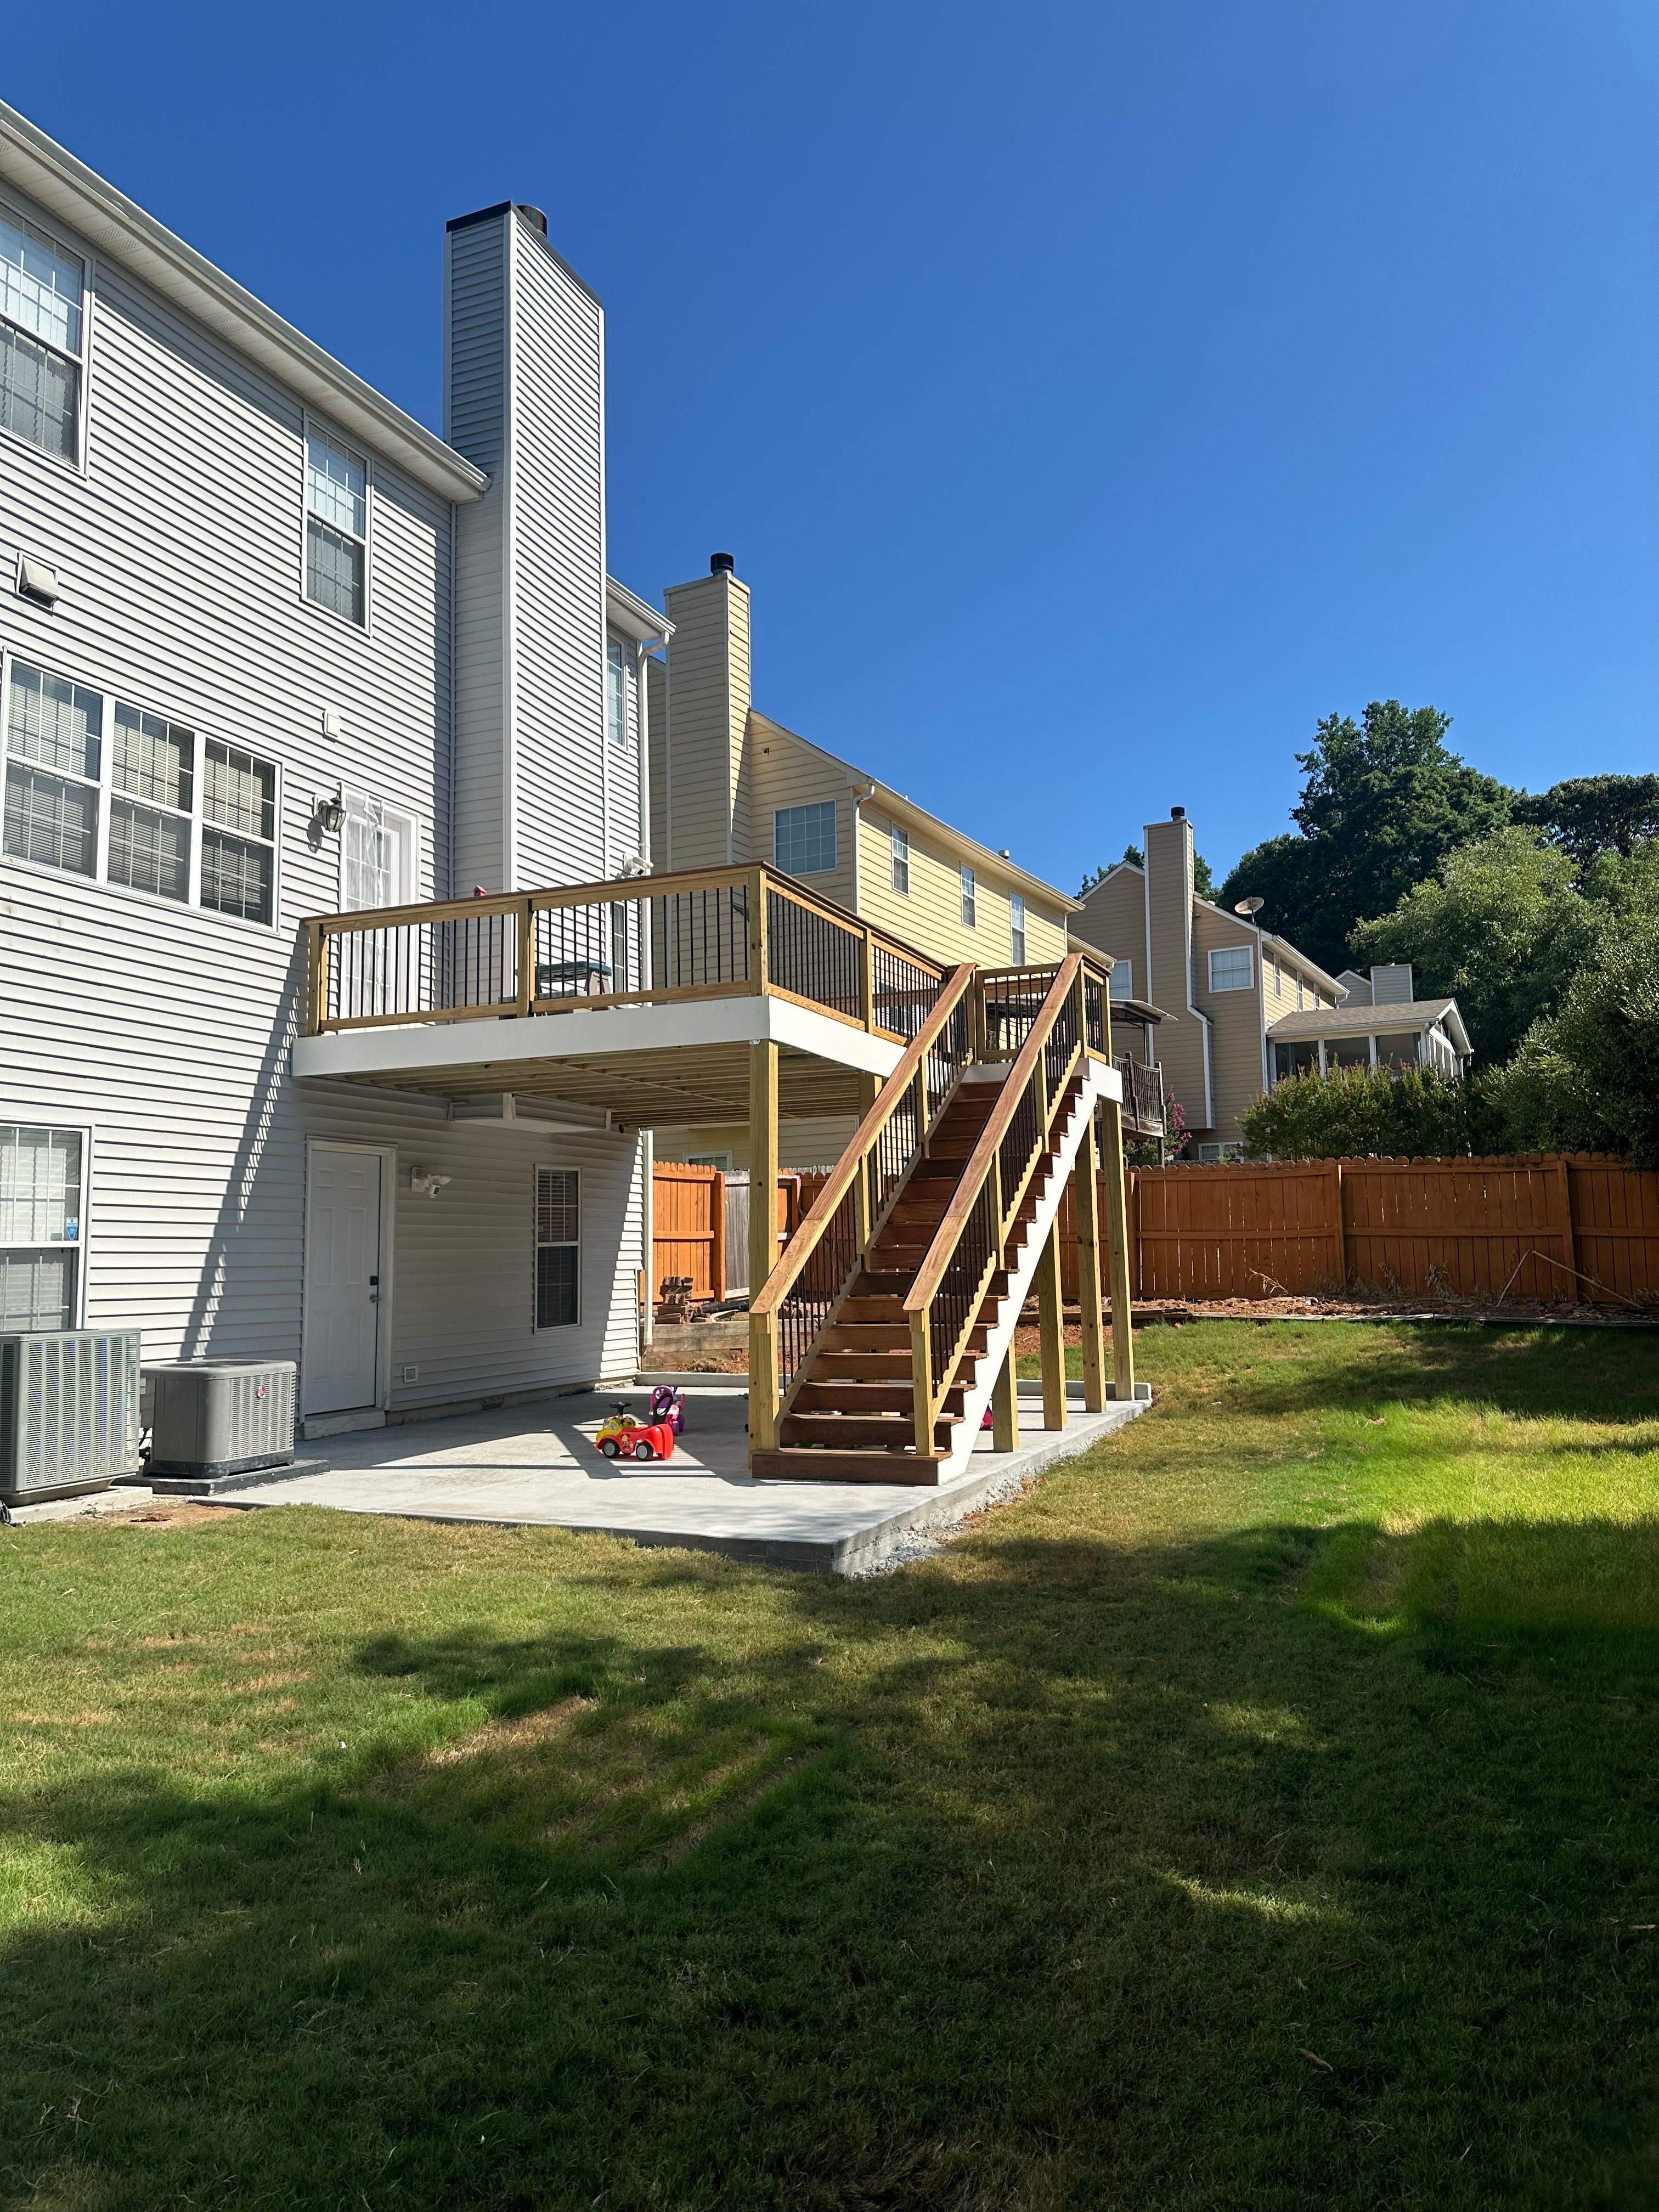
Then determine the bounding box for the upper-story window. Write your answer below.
[775,801,836,876]
[1009,893,1026,964]
[1,652,278,926]
[960,865,977,928]
[305,430,368,627]
[890,824,910,894]
[1209,944,1254,992]
[606,639,631,750]
[0,206,84,465]
[1109,960,1134,1000]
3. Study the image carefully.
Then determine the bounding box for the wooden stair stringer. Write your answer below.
[932,1057,1117,1482]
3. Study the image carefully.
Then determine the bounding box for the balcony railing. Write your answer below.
[302,864,947,1041]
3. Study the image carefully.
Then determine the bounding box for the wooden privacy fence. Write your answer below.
[651,1164,803,1304]
[1083,1154,1659,1306]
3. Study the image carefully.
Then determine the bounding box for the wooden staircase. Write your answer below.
[751,1069,1085,1483]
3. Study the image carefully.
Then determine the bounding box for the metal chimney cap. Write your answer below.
[710,551,735,574]
[1170,805,1186,820]
[516,204,548,235]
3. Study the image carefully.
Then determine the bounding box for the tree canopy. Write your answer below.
[1218,701,1513,974]
[1513,775,1659,868]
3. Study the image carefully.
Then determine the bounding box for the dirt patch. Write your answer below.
[108,1500,239,1530]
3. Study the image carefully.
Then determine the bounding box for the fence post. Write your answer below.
[1555,1154,1578,1300]
[1330,1159,1347,1290]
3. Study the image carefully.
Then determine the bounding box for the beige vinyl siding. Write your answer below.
[1141,819,1211,1132]
[656,572,748,870]
[1191,904,1269,1141]
[1071,865,1149,989]
[748,716,856,910]
[854,808,1064,968]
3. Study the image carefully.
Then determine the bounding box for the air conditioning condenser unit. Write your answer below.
[145,1358,297,1478]
[0,1329,142,1505]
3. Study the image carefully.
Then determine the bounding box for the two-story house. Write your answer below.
[0,103,663,1434]
[646,554,1080,1171]
[1073,809,1472,1157]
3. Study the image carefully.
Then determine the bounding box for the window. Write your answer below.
[1376,1032,1421,1074]
[1196,1141,1245,1165]
[774,800,836,876]
[1109,960,1134,1001]
[1,653,279,924]
[535,1168,580,1328]
[1010,893,1026,965]
[1208,944,1253,992]
[1274,1040,1319,1081]
[0,205,84,463]
[305,430,368,626]
[0,1124,83,1330]
[960,864,976,928]
[686,1152,732,1172]
[890,823,910,895]
[606,638,631,750]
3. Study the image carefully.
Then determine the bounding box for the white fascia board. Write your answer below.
[0,100,487,505]
[292,994,906,1085]
[606,577,673,643]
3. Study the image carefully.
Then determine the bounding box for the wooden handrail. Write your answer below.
[751,963,977,1320]
[904,955,1083,1317]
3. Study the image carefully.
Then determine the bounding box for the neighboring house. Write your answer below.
[1272,965,1471,1081]
[0,103,663,1427]
[1072,811,1474,1159]
[646,555,1080,1170]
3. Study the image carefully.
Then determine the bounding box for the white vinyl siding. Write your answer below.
[305,428,368,627]
[1208,944,1253,991]
[0,201,84,465]
[774,800,836,876]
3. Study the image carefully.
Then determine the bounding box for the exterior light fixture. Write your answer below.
[315,792,346,834]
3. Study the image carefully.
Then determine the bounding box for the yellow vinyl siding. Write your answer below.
[854,808,1065,968]
[746,715,857,910]
[657,571,749,870]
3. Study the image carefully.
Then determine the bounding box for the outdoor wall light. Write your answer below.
[314,793,346,834]
[410,1169,452,1198]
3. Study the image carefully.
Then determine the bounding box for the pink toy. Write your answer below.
[648,1385,686,1435]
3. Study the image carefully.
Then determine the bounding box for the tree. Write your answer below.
[1348,829,1599,1065]
[1239,1063,1500,1163]
[1192,853,1216,900]
[1513,775,1659,867]
[1218,701,1514,973]
[1484,919,1659,1166]
[1079,843,1145,896]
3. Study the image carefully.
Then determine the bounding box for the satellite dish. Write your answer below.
[1234,896,1265,918]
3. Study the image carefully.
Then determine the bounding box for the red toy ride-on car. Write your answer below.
[594,1405,677,1462]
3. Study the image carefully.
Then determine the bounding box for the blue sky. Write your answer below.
[8,2,1656,897]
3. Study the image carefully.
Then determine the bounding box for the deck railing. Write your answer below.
[903,955,1087,1454]
[747,964,978,1451]
[302,864,947,1040]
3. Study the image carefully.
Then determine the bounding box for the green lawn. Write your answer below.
[4,1322,1659,2211]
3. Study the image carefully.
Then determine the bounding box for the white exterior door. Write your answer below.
[303,1148,384,1415]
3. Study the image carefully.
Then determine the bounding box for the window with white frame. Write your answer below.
[0,204,84,464]
[0,1124,83,1330]
[890,823,910,895]
[606,637,631,750]
[774,800,836,875]
[1109,959,1134,1001]
[535,1168,580,1329]
[1,654,278,925]
[1010,893,1026,964]
[1208,944,1253,992]
[960,864,976,928]
[1196,1141,1245,1165]
[305,430,368,627]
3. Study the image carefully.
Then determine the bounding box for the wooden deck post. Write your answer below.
[1074,1117,1107,1413]
[853,1071,880,1248]
[515,899,534,1017]
[748,867,769,994]
[991,1345,1020,1452]
[748,1039,781,1451]
[1036,1217,1067,1432]
[305,921,326,1035]
[711,1169,727,1304]
[860,925,876,1031]
[1100,1098,1136,1402]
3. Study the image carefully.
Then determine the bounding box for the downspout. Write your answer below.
[630,629,668,1350]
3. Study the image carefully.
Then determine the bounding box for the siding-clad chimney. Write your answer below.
[444,202,607,892]
[652,557,752,870]
[1143,808,1214,1131]
[1370,963,1414,1005]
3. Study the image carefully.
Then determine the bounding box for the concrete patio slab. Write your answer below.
[207,1380,1150,1574]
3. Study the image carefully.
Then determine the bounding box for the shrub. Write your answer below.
[1239,1063,1501,1163]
